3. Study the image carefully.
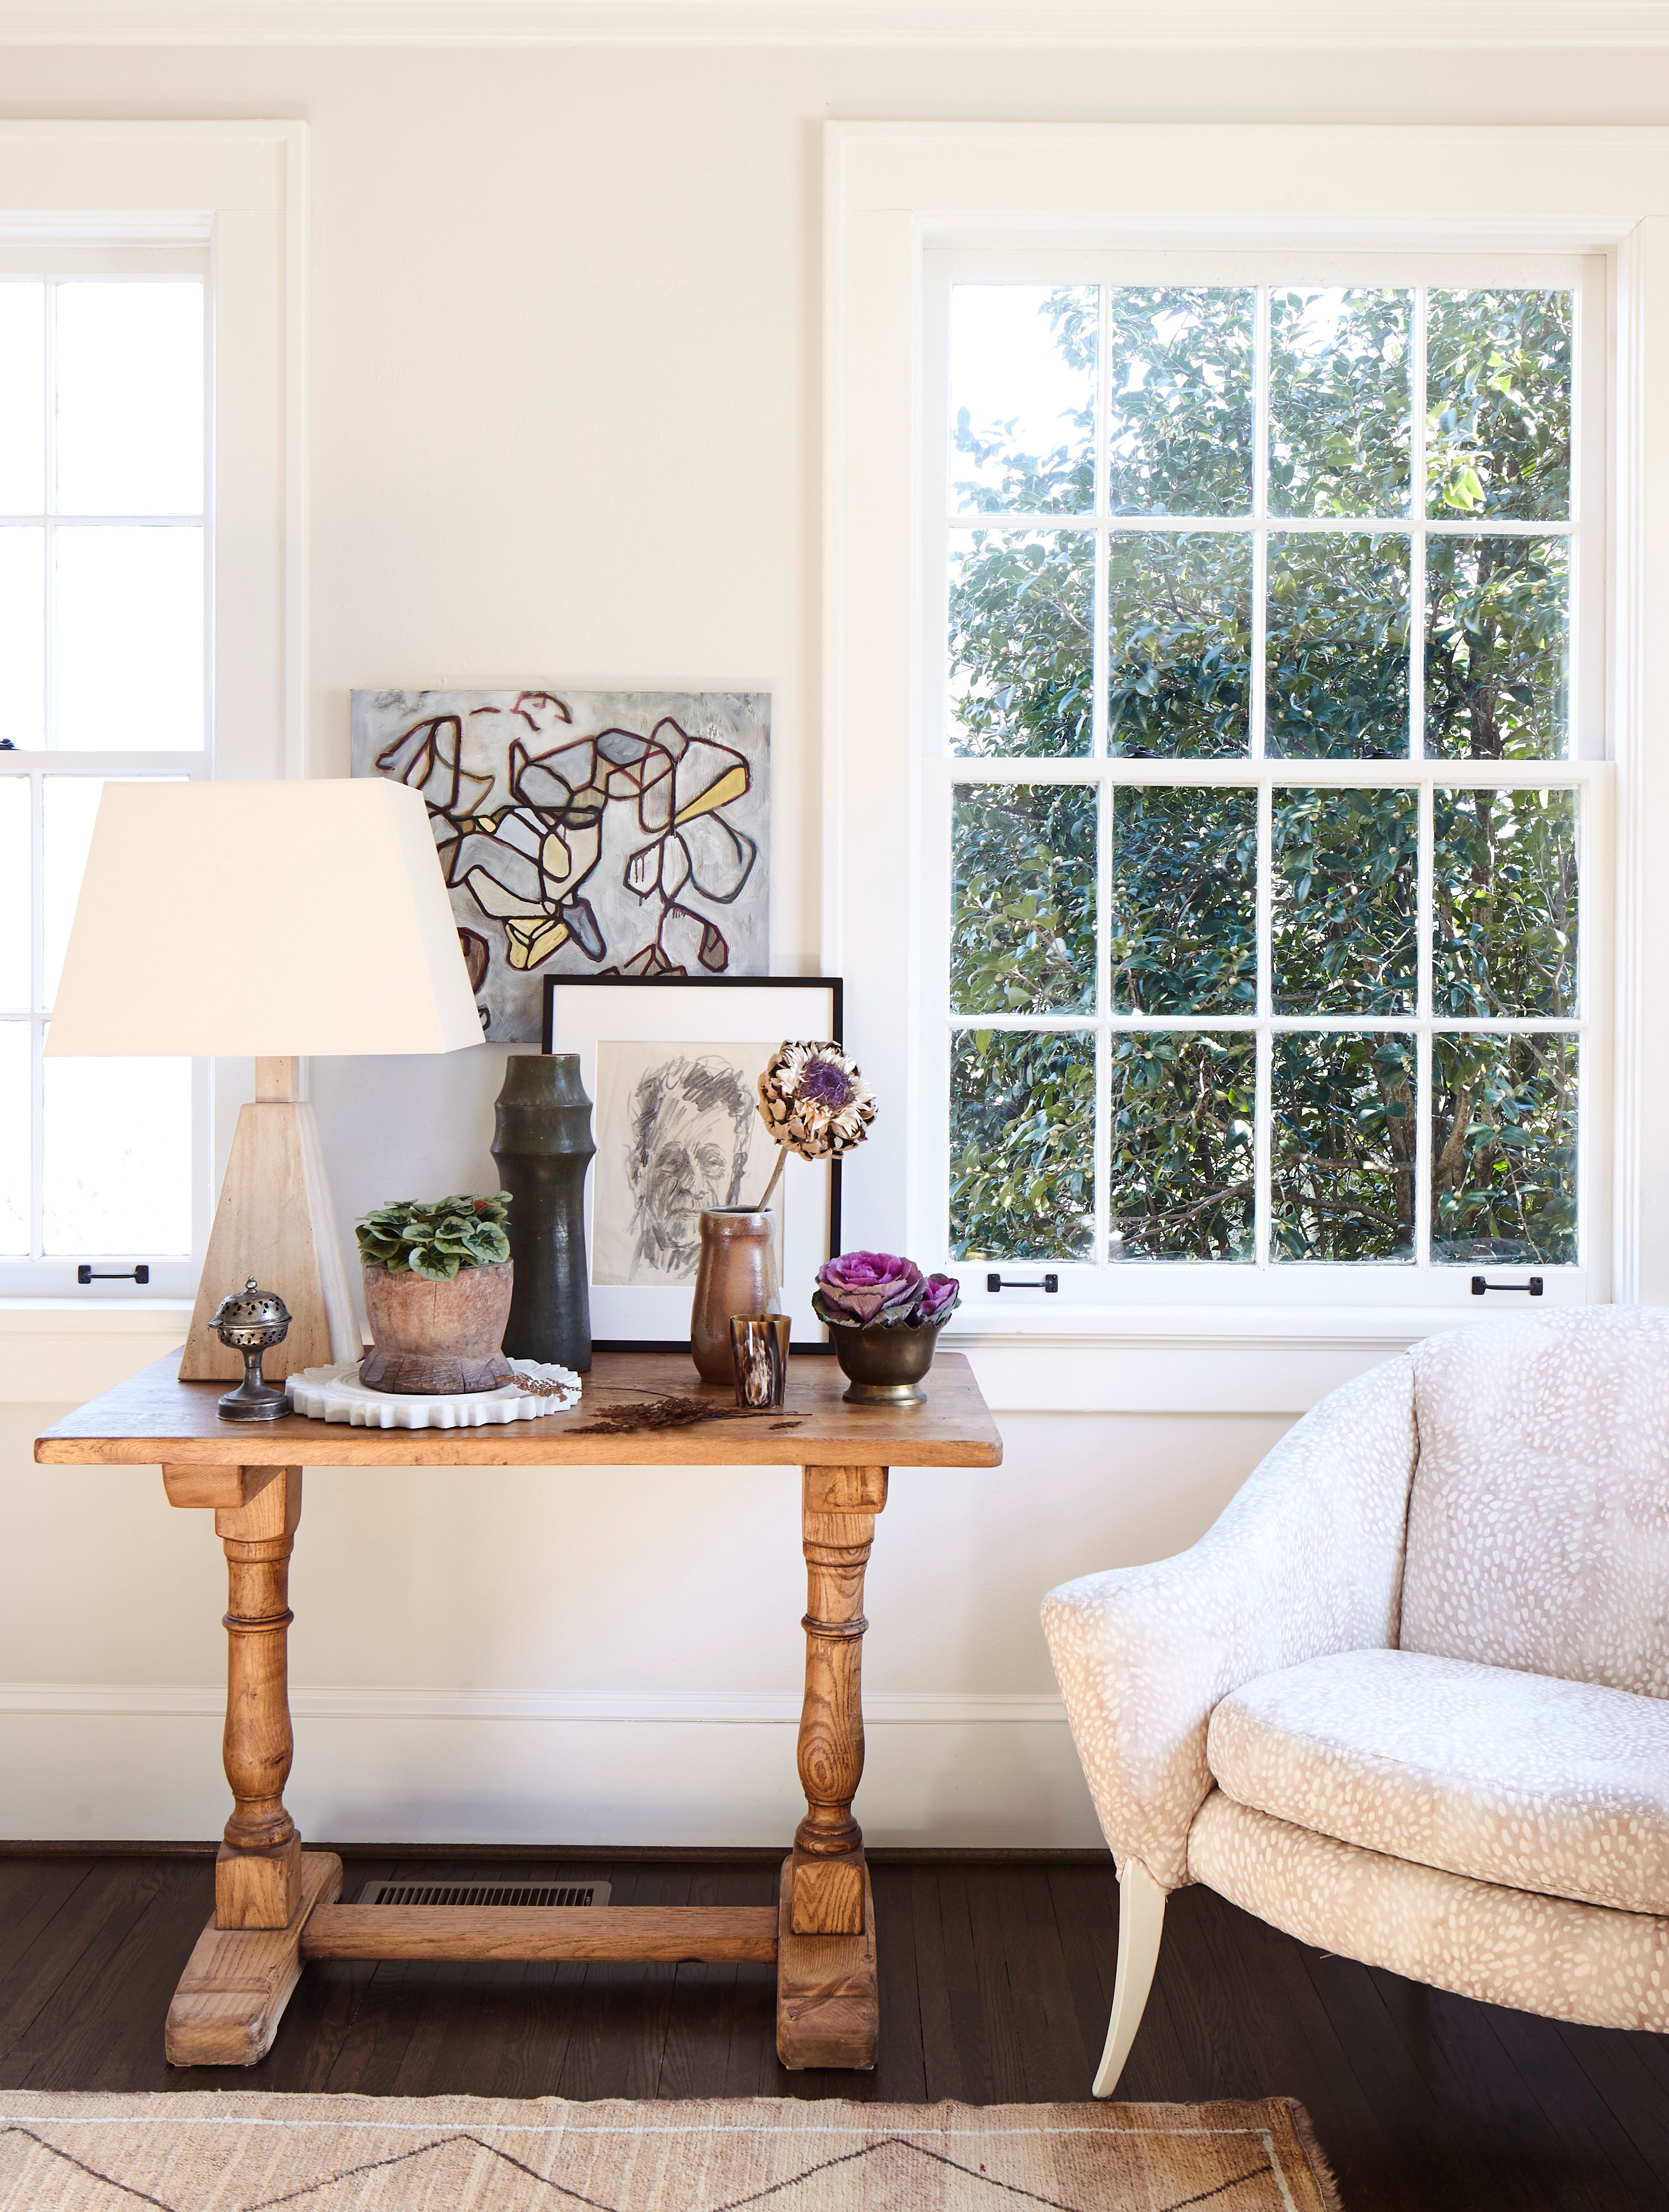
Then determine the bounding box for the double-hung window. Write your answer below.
[0,119,302,1300]
[919,250,1608,1307]
[1,248,210,1289]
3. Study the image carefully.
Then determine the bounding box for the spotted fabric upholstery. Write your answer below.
[1042,1308,1669,2035]
[1401,1307,1669,1697]
[1207,1646,1669,1917]
[1041,1355,1418,1889]
[1187,1791,1669,2033]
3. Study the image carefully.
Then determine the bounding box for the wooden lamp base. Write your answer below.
[179,1057,362,1383]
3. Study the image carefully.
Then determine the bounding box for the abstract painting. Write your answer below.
[350,688,770,1041]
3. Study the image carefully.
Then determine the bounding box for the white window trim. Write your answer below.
[824,120,1669,1340]
[0,121,307,1304]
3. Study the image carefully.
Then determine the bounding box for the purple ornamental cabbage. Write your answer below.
[914,1273,961,1323]
[813,1252,961,1328]
[814,1251,923,1325]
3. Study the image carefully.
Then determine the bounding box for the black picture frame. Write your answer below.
[543,973,846,1354]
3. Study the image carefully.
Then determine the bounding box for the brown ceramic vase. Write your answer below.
[690,1208,779,1383]
[360,1259,515,1394]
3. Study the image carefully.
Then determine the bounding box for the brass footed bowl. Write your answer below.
[826,1309,953,1406]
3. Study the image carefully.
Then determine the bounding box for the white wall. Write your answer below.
[4,32,1662,1844]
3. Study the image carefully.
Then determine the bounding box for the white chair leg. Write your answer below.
[1092,1859,1167,2098]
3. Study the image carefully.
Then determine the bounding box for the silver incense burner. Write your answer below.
[212,1277,292,1422]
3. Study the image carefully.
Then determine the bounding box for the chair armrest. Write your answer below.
[1041,1352,1418,1888]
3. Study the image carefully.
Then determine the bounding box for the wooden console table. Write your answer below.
[34,1350,1001,2072]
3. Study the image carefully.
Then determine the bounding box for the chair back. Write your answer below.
[1401,1306,1669,1697]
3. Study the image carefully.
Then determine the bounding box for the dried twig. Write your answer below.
[566,1391,802,1437]
[510,1370,580,1399]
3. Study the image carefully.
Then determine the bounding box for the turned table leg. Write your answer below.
[215,1466,303,1928]
[159,1462,341,2065]
[776,1462,886,2071]
[792,1462,885,1932]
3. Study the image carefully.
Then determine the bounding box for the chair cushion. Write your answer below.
[1207,1646,1669,1916]
[1187,1791,1669,2034]
[1402,1308,1669,1697]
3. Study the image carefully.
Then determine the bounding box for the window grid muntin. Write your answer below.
[0,262,211,1275]
[939,271,1590,1280]
[1250,283,1271,761]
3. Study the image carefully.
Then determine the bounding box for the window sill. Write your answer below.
[943,1301,1495,1351]
[946,1303,1500,1416]
[0,1297,1537,1422]
[0,1299,194,1325]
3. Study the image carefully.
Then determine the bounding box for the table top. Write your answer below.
[35,1349,1003,1469]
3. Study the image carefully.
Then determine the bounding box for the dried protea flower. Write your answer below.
[759,1041,875,1159]
[752,1040,876,1205]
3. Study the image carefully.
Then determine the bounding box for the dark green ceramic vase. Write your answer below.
[491,1052,596,1373]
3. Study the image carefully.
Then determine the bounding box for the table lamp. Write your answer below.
[46,778,484,1382]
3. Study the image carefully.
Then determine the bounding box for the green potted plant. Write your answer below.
[355,1193,515,1394]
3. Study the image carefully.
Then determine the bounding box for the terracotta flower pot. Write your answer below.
[360,1259,515,1394]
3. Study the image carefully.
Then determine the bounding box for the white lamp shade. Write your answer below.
[46,778,485,1057]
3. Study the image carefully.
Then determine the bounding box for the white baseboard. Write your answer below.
[0,1694,1099,1846]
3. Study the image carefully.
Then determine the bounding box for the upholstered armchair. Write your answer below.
[1042,1306,1669,2096]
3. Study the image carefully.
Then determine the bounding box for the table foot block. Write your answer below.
[775,1854,877,2070]
[301,1903,779,1964]
[790,1848,865,1936]
[167,1851,342,2068]
[216,1834,302,1929]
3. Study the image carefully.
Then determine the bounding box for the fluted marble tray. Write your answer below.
[285,1359,582,1427]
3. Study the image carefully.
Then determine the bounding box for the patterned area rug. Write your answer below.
[0,2092,1340,2210]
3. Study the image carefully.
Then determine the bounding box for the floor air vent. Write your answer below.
[357,1879,612,1909]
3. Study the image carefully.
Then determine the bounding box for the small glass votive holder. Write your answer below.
[730,1312,791,1410]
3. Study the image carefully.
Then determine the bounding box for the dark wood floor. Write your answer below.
[1,1851,1665,2212]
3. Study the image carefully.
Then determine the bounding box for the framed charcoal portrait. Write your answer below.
[543,976,845,1352]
